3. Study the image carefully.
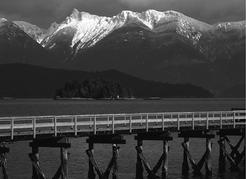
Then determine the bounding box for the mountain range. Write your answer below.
[0,9,245,97]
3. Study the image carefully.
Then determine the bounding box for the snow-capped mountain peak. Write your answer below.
[39,9,216,56]
[15,9,242,59]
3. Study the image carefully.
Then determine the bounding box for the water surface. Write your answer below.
[0,98,244,179]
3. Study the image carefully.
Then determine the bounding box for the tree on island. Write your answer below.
[55,78,133,99]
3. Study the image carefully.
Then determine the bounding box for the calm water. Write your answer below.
[0,98,245,179]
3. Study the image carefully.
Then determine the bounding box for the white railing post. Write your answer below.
[94,116,97,135]
[74,116,78,136]
[107,115,110,127]
[177,114,180,130]
[112,115,115,134]
[89,117,92,128]
[140,114,143,126]
[146,114,149,132]
[129,115,132,133]
[233,111,236,128]
[206,113,209,130]
[162,113,165,131]
[192,113,195,130]
[124,115,127,126]
[33,117,36,138]
[220,112,223,129]
[11,118,14,140]
[54,117,57,136]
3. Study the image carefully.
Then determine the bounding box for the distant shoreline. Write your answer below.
[0,97,245,102]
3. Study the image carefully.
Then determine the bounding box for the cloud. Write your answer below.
[0,0,244,28]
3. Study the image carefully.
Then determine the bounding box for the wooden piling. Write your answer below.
[162,140,168,179]
[88,142,96,179]
[205,138,212,176]
[218,136,226,172]
[112,144,119,179]
[31,145,40,179]
[136,139,144,179]
[60,147,68,179]
[182,137,189,175]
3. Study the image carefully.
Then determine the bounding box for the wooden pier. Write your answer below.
[0,110,245,178]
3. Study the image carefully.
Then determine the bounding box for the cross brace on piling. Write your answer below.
[218,134,245,170]
[86,134,125,179]
[179,130,214,176]
[29,137,71,179]
[135,132,173,179]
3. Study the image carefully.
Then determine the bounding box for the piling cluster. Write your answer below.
[0,129,245,179]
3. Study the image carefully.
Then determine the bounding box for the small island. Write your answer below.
[55,77,214,100]
[55,78,133,99]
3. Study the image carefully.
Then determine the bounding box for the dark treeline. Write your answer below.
[55,78,133,99]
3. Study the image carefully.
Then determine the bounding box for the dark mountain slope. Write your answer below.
[0,63,213,98]
[0,19,58,67]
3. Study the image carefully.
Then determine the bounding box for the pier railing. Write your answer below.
[0,110,245,140]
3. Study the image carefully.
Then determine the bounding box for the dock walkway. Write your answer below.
[0,110,245,141]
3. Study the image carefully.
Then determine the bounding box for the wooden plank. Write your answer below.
[30,137,71,148]
[86,134,126,144]
[216,129,245,136]
[135,132,173,141]
[178,130,215,138]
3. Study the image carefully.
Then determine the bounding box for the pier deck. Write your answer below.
[0,110,245,141]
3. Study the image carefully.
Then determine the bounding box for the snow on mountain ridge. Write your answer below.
[9,9,244,57]
[44,8,210,54]
[14,21,46,43]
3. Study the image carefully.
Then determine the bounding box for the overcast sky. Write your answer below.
[0,0,245,28]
